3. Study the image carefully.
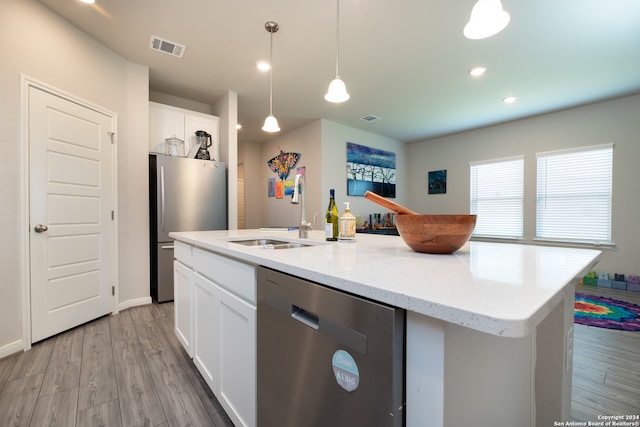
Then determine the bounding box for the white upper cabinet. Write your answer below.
[149,101,220,161]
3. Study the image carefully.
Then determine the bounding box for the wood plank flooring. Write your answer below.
[572,284,640,422]
[0,287,638,426]
[0,303,234,427]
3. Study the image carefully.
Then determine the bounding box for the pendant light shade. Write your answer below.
[262,114,280,132]
[325,0,350,103]
[325,78,350,103]
[464,0,510,40]
[262,21,280,133]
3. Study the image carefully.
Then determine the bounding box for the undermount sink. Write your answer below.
[230,239,312,249]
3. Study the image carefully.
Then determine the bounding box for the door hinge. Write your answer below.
[112,286,115,296]
[109,132,115,144]
[111,210,115,220]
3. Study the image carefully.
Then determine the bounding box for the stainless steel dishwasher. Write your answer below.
[257,266,405,427]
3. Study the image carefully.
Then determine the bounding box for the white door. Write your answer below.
[29,86,115,343]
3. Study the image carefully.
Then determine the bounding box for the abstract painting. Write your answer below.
[428,170,447,194]
[347,142,396,197]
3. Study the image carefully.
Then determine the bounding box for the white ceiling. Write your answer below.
[39,0,640,144]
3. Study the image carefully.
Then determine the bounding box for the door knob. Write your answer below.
[34,224,48,233]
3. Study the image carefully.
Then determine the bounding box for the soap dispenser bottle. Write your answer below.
[339,202,356,241]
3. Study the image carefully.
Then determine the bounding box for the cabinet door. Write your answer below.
[174,261,193,356]
[149,103,185,153]
[217,285,256,427]
[193,272,220,393]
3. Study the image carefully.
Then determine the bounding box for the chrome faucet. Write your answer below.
[291,173,313,238]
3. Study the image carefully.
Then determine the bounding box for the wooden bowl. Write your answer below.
[395,214,477,254]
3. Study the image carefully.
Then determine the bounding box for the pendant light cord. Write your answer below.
[269,30,274,115]
[334,0,340,79]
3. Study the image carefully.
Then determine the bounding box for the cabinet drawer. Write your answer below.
[174,241,193,267]
[193,248,256,305]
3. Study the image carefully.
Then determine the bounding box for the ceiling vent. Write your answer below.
[149,35,186,58]
[361,115,382,123]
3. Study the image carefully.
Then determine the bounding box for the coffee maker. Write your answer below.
[194,130,212,160]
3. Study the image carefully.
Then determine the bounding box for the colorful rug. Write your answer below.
[574,293,640,331]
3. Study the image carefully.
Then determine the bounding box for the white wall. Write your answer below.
[212,91,239,230]
[242,119,408,230]
[0,0,150,353]
[238,140,264,229]
[407,94,640,275]
[260,120,323,228]
[321,120,409,222]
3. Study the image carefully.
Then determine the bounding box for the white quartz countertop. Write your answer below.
[170,229,601,338]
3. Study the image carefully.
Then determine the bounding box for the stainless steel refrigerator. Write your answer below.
[149,154,227,302]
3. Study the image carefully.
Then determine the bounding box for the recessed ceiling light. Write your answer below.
[236,124,242,130]
[256,61,270,72]
[80,0,95,4]
[468,65,487,77]
[503,95,517,104]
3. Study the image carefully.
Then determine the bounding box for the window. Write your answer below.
[536,144,613,243]
[470,156,524,239]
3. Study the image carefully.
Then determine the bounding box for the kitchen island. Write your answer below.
[170,229,601,427]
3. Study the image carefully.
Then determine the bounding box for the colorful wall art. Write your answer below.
[267,150,300,181]
[268,178,276,197]
[346,142,396,197]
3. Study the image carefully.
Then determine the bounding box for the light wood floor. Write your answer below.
[572,284,640,421]
[0,302,234,427]
[0,287,638,426]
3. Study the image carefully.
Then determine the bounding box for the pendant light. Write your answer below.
[262,21,280,132]
[464,0,510,40]
[324,0,350,103]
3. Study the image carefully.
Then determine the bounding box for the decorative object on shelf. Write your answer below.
[464,0,510,40]
[164,135,184,157]
[428,170,447,194]
[347,142,396,197]
[324,0,350,103]
[262,21,281,132]
[194,130,212,160]
[267,150,300,180]
[574,293,640,331]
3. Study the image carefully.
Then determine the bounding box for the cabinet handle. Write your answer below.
[291,305,319,330]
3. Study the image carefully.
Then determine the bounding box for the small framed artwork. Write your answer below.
[268,178,276,197]
[275,180,284,199]
[284,178,295,196]
[428,170,447,194]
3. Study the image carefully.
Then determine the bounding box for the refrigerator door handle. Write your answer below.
[161,245,175,249]
[160,165,166,231]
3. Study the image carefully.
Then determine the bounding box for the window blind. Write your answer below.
[536,144,613,243]
[470,156,524,238]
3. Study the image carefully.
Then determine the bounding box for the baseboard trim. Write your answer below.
[0,339,24,359]
[118,296,153,312]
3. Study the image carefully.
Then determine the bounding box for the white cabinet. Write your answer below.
[173,260,193,356]
[193,272,220,393]
[174,244,256,427]
[149,101,220,161]
[173,241,194,357]
[217,284,256,427]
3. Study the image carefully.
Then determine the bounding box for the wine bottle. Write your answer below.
[325,189,339,241]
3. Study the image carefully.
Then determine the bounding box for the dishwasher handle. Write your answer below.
[291,306,319,330]
[263,292,367,355]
